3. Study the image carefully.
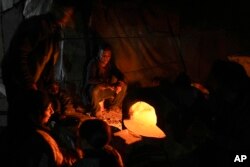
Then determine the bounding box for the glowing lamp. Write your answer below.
[124,101,166,138]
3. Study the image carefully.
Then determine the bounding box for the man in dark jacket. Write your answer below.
[84,43,127,117]
[1,0,76,127]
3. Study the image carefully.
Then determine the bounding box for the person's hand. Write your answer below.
[75,147,84,159]
[115,85,122,94]
[101,84,115,91]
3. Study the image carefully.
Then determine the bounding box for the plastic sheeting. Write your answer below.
[23,0,53,18]
[1,0,14,11]
[87,0,250,85]
[0,0,21,11]
[0,83,6,96]
[54,35,66,82]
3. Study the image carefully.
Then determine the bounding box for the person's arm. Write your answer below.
[110,63,127,93]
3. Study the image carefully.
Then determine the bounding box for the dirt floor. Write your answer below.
[99,107,123,130]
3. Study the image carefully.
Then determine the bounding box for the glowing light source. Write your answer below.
[124,101,166,138]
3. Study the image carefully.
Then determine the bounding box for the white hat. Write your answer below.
[123,101,166,138]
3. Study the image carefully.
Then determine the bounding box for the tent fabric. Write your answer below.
[0,83,6,96]
[0,0,23,63]
[1,0,14,12]
[54,36,66,82]
[90,1,231,85]
[88,0,250,85]
[1,0,20,11]
[90,1,184,85]
[23,0,53,18]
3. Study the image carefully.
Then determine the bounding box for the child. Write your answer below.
[74,118,124,167]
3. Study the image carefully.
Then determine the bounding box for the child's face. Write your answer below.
[40,103,54,125]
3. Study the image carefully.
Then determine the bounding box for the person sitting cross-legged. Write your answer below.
[84,43,127,117]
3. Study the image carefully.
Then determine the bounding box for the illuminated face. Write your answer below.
[40,103,54,125]
[99,49,111,66]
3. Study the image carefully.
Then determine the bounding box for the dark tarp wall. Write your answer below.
[0,1,24,96]
[89,0,250,86]
[90,1,184,86]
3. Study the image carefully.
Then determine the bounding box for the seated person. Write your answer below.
[47,81,90,153]
[0,90,79,166]
[48,81,76,117]
[74,118,124,167]
[84,43,127,117]
[47,81,88,121]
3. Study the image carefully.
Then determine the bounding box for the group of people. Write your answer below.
[0,0,127,166]
[0,89,124,167]
[1,0,250,166]
[1,0,127,125]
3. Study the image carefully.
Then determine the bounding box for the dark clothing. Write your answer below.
[85,57,124,89]
[112,130,169,167]
[73,145,124,167]
[0,125,64,167]
[84,57,127,115]
[204,60,250,151]
[50,89,76,116]
[1,13,62,126]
